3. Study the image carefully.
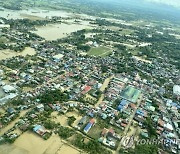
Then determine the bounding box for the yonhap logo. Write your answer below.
[119,135,179,148]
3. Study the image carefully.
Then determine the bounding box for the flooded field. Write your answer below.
[0,9,72,20]
[0,47,36,60]
[0,8,96,21]
[0,110,28,136]
[0,132,80,154]
[57,144,80,154]
[33,23,92,40]
[51,111,68,126]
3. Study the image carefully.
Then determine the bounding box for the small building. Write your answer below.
[78,116,87,126]
[53,54,64,62]
[101,128,108,137]
[7,107,16,114]
[108,128,115,137]
[33,125,47,136]
[83,118,95,133]
[36,104,44,112]
[164,123,173,132]
[82,85,92,95]
[3,85,16,93]
[117,99,128,111]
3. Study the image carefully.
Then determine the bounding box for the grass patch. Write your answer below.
[0,37,8,44]
[119,29,134,35]
[88,124,102,140]
[87,46,112,57]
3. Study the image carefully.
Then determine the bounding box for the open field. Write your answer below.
[133,56,152,64]
[88,124,102,140]
[119,29,134,35]
[87,46,112,57]
[120,86,141,103]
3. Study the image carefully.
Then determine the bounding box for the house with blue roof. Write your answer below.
[136,109,145,117]
[117,99,129,111]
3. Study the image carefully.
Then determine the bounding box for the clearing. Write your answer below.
[87,46,112,57]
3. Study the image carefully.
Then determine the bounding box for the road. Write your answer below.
[95,75,114,108]
[115,94,143,154]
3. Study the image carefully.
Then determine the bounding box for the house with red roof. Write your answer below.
[81,85,92,95]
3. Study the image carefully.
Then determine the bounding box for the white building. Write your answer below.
[173,85,180,96]
[3,85,16,93]
[53,54,64,61]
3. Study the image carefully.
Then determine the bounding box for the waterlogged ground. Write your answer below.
[0,9,72,20]
[0,132,80,154]
[0,47,36,60]
[33,23,92,40]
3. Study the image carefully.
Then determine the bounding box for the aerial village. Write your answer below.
[0,6,179,154]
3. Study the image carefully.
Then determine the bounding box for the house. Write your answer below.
[129,103,136,109]
[102,138,116,148]
[77,116,87,127]
[83,118,95,133]
[121,122,127,128]
[82,85,92,95]
[164,123,173,132]
[134,115,145,123]
[108,128,115,137]
[36,104,44,112]
[158,119,165,128]
[101,128,108,137]
[136,109,146,117]
[7,107,16,114]
[33,125,47,136]
[53,54,64,62]
[101,113,108,119]
[117,99,128,111]
[19,123,30,131]
[3,85,16,93]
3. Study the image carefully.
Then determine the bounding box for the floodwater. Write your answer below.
[0,132,80,154]
[33,23,92,40]
[51,111,68,126]
[0,9,72,20]
[0,110,29,136]
[0,8,96,21]
[57,144,80,154]
[0,47,36,60]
